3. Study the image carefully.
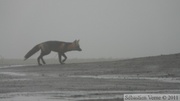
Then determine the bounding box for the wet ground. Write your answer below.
[0,54,180,101]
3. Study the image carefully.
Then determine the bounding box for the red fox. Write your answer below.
[24,40,82,65]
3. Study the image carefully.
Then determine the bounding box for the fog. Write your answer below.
[0,0,180,59]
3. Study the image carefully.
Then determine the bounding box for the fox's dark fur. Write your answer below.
[24,40,82,65]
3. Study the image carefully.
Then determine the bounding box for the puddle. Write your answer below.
[0,72,31,81]
[0,72,26,76]
[1,78,31,82]
[0,91,123,101]
[70,75,180,83]
[0,64,36,68]
[0,90,180,101]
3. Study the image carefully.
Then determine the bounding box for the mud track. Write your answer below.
[0,54,180,101]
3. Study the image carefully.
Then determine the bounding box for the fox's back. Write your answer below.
[45,41,63,47]
[43,41,62,51]
[42,41,72,52]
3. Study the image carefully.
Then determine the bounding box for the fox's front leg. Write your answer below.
[58,53,64,64]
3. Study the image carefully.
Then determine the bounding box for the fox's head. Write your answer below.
[73,40,82,51]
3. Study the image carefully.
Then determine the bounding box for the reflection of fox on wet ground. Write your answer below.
[24,40,82,65]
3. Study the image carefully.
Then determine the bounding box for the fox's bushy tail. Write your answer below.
[24,45,40,60]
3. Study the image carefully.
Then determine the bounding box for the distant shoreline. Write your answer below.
[1,53,180,66]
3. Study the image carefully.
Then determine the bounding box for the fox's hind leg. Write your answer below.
[37,50,51,65]
[58,53,65,64]
[62,53,67,63]
[37,55,42,66]
[41,57,46,64]
[38,54,45,66]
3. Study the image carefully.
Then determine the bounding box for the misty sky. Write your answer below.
[0,0,180,59]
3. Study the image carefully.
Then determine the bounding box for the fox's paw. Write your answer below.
[61,62,65,65]
[62,60,66,62]
[38,64,42,66]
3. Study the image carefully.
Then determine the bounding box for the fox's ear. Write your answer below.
[74,40,78,45]
[77,40,80,43]
[74,40,77,43]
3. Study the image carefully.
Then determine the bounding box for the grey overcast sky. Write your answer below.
[0,0,180,59]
